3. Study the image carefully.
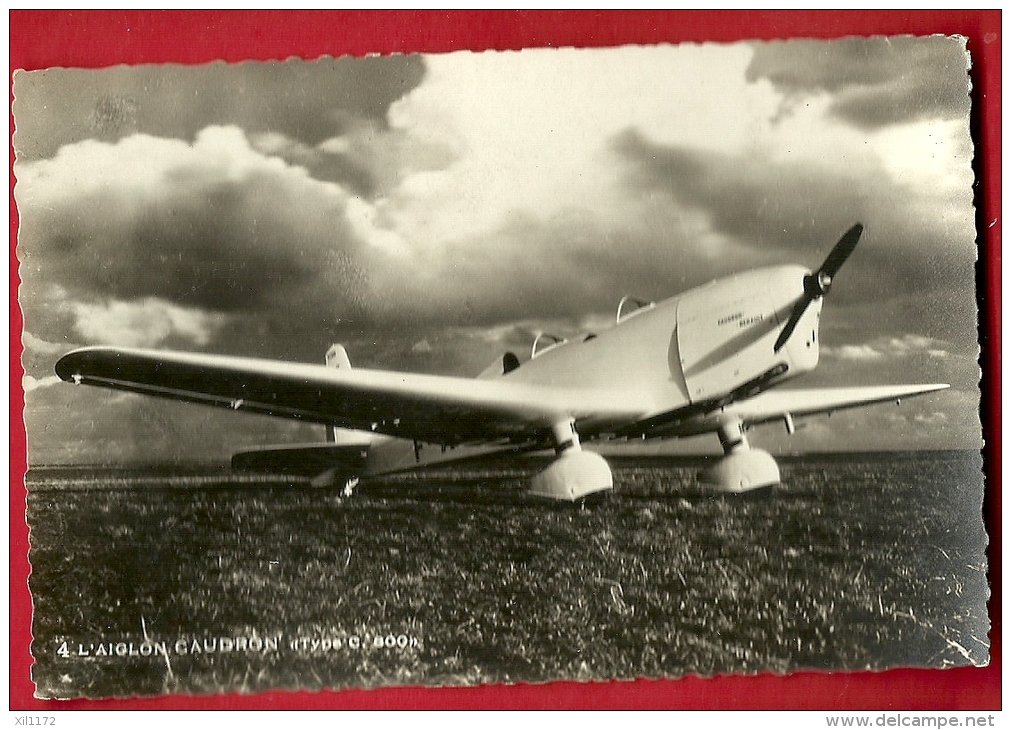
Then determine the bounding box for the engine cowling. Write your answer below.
[674,266,820,403]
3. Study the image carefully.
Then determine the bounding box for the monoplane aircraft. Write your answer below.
[56,223,946,501]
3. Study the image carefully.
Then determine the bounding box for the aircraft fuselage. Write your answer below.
[358,264,824,477]
[503,265,821,412]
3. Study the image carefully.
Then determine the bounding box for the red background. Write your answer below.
[9,10,1001,710]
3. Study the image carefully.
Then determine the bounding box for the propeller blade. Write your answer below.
[774,223,863,353]
[812,222,863,295]
[774,297,809,353]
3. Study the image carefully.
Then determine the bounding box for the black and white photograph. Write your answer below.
[15,37,988,700]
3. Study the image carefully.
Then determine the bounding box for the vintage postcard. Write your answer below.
[15,37,988,700]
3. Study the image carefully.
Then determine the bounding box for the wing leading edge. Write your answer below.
[55,346,654,447]
[726,384,950,424]
[685,384,950,436]
[600,383,948,440]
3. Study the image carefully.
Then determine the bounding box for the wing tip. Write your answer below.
[55,346,118,382]
[54,350,83,382]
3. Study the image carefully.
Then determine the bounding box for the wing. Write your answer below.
[724,384,950,425]
[614,384,949,440]
[55,346,654,446]
[661,384,949,437]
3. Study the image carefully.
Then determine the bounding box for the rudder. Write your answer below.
[324,344,352,443]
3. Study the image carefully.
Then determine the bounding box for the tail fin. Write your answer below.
[325,343,352,370]
[324,344,352,443]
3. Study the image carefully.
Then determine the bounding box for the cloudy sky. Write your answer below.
[15,38,981,464]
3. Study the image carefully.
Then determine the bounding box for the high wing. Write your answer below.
[55,346,655,447]
[638,384,949,438]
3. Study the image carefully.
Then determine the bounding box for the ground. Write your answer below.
[25,451,989,699]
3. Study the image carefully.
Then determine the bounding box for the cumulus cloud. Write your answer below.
[13,41,981,462]
[70,298,229,348]
[828,344,886,361]
[823,334,953,362]
[887,334,945,353]
[13,125,746,359]
[18,126,351,306]
[23,374,62,393]
[16,126,385,348]
[16,43,976,361]
[914,411,949,425]
[610,127,975,304]
[746,36,971,129]
[21,331,65,355]
[13,56,427,164]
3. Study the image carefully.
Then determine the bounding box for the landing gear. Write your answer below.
[341,477,360,498]
[699,418,780,493]
[528,420,614,502]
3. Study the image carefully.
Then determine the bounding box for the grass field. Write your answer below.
[26,451,989,699]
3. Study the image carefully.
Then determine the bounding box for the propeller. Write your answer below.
[773,223,864,353]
